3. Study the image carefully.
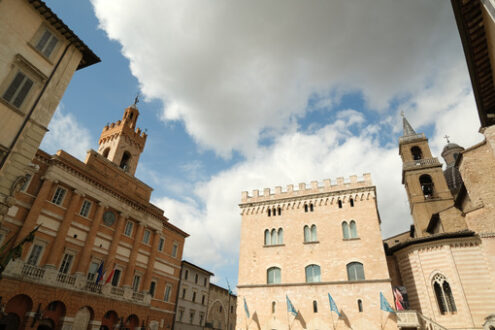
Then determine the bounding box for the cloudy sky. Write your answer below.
[42,0,484,288]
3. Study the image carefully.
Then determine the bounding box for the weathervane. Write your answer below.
[444,135,450,143]
[134,93,140,106]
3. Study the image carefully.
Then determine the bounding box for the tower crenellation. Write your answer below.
[240,173,372,204]
[97,103,148,176]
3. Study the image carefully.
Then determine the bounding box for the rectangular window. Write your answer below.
[35,29,59,58]
[51,187,66,205]
[204,278,207,286]
[59,253,73,274]
[158,237,165,251]
[199,313,204,326]
[189,310,195,324]
[87,261,99,281]
[195,274,198,284]
[142,229,151,244]
[164,284,172,302]
[79,200,92,217]
[172,242,178,258]
[27,243,44,265]
[132,274,141,292]
[20,174,32,192]
[124,221,134,236]
[202,295,206,305]
[178,309,184,322]
[2,71,34,109]
[111,269,121,286]
[149,281,156,297]
[182,288,186,298]
[192,291,196,302]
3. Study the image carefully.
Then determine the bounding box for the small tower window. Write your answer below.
[433,273,456,314]
[120,151,132,172]
[309,203,314,212]
[268,209,271,217]
[272,301,276,313]
[411,146,423,160]
[304,204,308,212]
[338,200,342,208]
[357,299,363,312]
[419,174,434,199]
[272,207,276,216]
[130,112,134,119]
[102,147,110,158]
[313,301,318,313]
[278,207,282,216]
[350,198,354,207]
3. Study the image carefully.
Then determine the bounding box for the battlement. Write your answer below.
[99,120,147,150]
[241,173,372,203]
[102,120,147,139]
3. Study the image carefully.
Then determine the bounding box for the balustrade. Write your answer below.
[21,263,45,280]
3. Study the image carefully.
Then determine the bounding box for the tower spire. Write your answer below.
[401,111,416,136]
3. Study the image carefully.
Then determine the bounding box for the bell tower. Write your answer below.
[399,114,453,237]
[97,100,147,176]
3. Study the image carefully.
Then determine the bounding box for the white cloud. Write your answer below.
[40,106,92,160]
[91,0,464,156]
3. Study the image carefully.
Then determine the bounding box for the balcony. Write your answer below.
[403,157,442,171]
[4,259,151,305]
[396,310,448,330]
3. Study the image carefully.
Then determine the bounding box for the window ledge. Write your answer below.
[343,238,360,241]
[48,201,67,210]
[0,98,27,117]
[303,241,319,245]
[263,244,285,248]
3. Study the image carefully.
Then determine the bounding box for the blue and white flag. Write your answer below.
[243,297,250,319]
[328,293,341,317]
[286,295,297,316]
[380,292,395,314]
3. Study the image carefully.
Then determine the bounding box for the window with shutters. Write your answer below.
[31,26,60,60]
[2,70,34,110]
[124,221,134,237]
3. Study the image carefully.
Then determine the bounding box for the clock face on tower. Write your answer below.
[103,211,116,226]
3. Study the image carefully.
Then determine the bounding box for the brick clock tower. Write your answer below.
[97,101,147,176]
[399,114,453,237]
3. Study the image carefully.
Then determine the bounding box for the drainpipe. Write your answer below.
[0,40,74,170]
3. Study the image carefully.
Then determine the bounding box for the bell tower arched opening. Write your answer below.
[411,146,423,160]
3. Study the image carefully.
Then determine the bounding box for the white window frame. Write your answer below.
[59,250,76,274]
[87,259,101,281]
[164,284,172,302]
[51,186,67,206]
[26,240,46,266]
[111,267,123,287]
[20,174,33,193]
[158,237,165,251]
[124,221,134,237]
[142,229,151,244]
[172,241,178,258]
[149,279,157,298]
[79,200,92,217]
[132,273,142,292]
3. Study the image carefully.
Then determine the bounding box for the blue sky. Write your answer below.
[41,0,484,289]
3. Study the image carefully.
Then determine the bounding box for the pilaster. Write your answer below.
[122,221,144,287]
[105,212,127,270]
[75,202,105,274]
[143,229,159,292]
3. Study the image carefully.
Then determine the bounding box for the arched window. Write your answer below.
[271,229,277,244]
[305,265,321,283]
[433,274,456,314]
[277,228,283,244]
[338,200,342,208]
[120,151,131,171]
[349,220,358,238]
[419,174,434,198]
[311,225,317,241]
[272,208,276,216]
[278,207,282,216]
[346,262,365,281]
[304,225,311,242]
[313,301,318,313]
[102,147,110,158]
[411,146,423,160]
[342,222,350,239]
[357,299,363,312]
[309,203,314,212]
[304,204,308,212]
[350,198,354,207]
[264,229,270,245]
[272,301,276,313]
[268,209,271,217]
[267,267,281,284]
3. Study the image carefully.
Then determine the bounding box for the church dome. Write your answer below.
[441,141,464,167]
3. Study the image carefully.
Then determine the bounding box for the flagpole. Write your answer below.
[286,304,290,330]
[329,308,335,330]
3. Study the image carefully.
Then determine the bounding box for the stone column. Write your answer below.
[122,222,144,287]
[105,212,127,270]
[75,202,105,274]
[143,229,159,292]
[45,190,82,268]
[14,178,53,245]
